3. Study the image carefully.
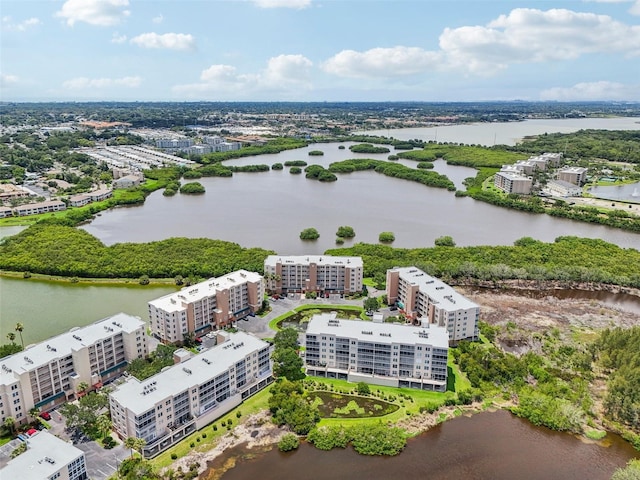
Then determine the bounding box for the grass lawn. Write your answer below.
[362,277,377,287]
[151,386,272,469]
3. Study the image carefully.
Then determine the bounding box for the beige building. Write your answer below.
[494,171,533,194]
[264,255,363,295]
[109,331,272,457]
[546,179,582,197]
[386,267,479,343]
[558,166,588,185]
[13,200,66,216]
[305,313,449,392]
[0,313,147,426]
[0,431,88,480]
[148,270,264,343]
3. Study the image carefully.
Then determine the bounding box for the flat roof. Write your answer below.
[265,255,363,268]
[548,179,581,189]
[0,313,144,385]
[496,171,530,181]
[0,431,84,479]
[109,331,269,415]
[149,269,262,312]
[560,166,588,173]
[392,267,479,311]
[306,312,449,349]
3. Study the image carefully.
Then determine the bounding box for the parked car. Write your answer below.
[40,411,51,420]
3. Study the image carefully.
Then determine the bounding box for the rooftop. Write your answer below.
[109,331,269,415]
[265,255,363,268]
[148,269,262,312]
[0,431,84,479]
[0,313,144,385]
[392,267,479,311]
[306,312,449,348]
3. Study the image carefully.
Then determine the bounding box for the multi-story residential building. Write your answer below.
[13,200,66,217]
[386,267,480,343]
[0,313,147,426]
[88,188,113,202]
[109,331,272,458]
[264,255,363,296]
[494,171,533,194]
[0,431,88,480]
[148,270,264,344]
[558,166,588,186]
[546,179,582,197]
[304,312,449,392]
[155,138,194,149]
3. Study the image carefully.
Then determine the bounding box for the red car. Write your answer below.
[40,412,51,420]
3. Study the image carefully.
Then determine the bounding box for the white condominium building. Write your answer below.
[109,331,272,458]
[148,270,264,344]
[0,431,88,480]
[264,255,363,295]
[386,267,479,343]
[304,313,449,392]
[0,313,147,426]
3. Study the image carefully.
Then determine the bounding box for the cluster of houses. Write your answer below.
[494,152,589,197]
[0,256,480,464]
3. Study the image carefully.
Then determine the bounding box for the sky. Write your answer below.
[1,0,639,102]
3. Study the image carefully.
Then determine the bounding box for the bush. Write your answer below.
[356,382,370,395]
[236,411,242,418]
[182,170,202,179]
[300,228,320,240]
[378,231,395,243]
[336,226,355,238]
[290,167,302,174]
[23,271,31,278]
[171,453,178,460]
[139,275,150,285]
[102,436,116,449]
[271,163,284,170]
[278,433,300,452]
[180,182,206,194]
[308,150,324,156]
[335,237,344,245]
[434,235,456,247]
[189,442,195,448]
[307,426,350,450]
[284,160,307,167]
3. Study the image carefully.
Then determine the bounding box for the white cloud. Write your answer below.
[251,0,311,8]
[1,73,20,88]
[111,32,127,44]
[130,32,196,51]
[152,14,163,24]
[540,81,640,100]
[173,54,313,97]
[56,0,130,27]
[631,0,640,15]
[63,76,141,89]
[323,46,442,79]
[2,16,41,32]
[439,8,640,74]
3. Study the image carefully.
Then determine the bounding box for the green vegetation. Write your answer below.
[397,144,527,168]
[278,433,300,451]
[284,160,308,167]
[311,391,398,418]
[305,164,337,182]
[308,150,324,156]
[0,221,273,278]
[200,138,307,164]
[327,236,640,288]
[228,164,270,173]
[0,342,22,359]
[434,235,456,247]
[349,143,390,154]
[182,170,202,179]
[272,328,305,382]
[416,162,434,169]
[269,380,319,435]
[378,231,395,243]
[350,424,406,455]
[612,459,640,480]
[336,225,356,238]
[59,391,110,440]
[335,237,345,245]
[179,182,205,194]
[363,296,379,313]
[290,167,302,174]
[299,227,320,240]
[271,163,284,170]
[197,163,233,177]
[127,344,178,380]
[328,159,455,190]
[268,304,366,332]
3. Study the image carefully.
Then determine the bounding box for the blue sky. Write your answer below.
[1,0,639,102]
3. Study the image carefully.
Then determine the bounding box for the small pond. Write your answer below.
[311,391,399,419]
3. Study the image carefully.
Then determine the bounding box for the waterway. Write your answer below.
[209,410,639,480]
[589,181,640,203]
[0,276,176,345]
[363,116,640,147]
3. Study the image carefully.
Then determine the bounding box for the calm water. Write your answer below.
[81,141,639,254]
[211,410,639,480]
[0,276,176,345]
[589,181,640,202]
[363,117,640,147]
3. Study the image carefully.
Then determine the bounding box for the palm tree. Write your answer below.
[124,437,138,459]
[96,414,112,438]
[14,323,24,348]
[76,381,89,396]
[29,407,40,421]
[6,332,16,344]
[3,416,15,435]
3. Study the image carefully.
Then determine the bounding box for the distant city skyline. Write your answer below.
[1,0,639,102]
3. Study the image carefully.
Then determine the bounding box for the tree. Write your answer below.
[274,328,299,351]
[356,382,371,396]
[363,297,379,314]
[272,348,306,381]
[434,235,456,247]
[3,416,15,435]
[96,414,112,438]
[336,226,355,238]
[278,433,300,451]
[124,437,140,459]
[29,407,40,421]
[378,231,395,243]
[14,323,24,348]
[299,228,320,240]
[77,381,89,395]
[6,332,16,344]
